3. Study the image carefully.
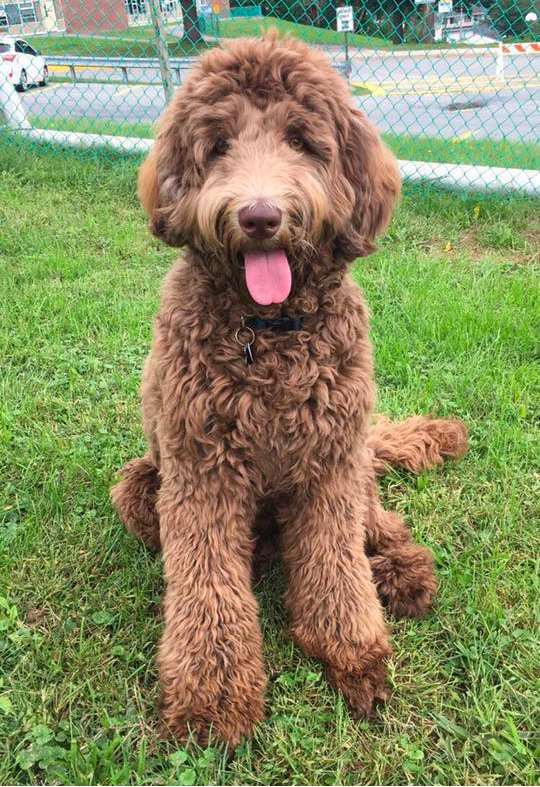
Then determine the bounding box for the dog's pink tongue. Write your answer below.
[244,250,292,305]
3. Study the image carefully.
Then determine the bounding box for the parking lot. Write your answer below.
[18,47,540,142]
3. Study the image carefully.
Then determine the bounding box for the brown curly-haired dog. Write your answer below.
[111,34,467,746]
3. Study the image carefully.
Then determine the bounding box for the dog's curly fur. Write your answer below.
[111,34,467,747]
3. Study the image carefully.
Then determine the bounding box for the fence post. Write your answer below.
[147,0,175,102]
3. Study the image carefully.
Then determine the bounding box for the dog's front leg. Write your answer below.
[156,466,265,747]
[280,459,391,718]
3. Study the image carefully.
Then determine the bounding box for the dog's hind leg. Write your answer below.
[367,415,467,476]
[111,455,161,551]
[364,472,437,618]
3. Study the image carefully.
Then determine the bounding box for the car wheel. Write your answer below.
[38,66,49,87]
[15,69,27,92]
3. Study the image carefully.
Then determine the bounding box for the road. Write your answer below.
[20,49,540,142]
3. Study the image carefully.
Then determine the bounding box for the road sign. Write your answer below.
[336,6,354,33]
[438,0,452,12]
[211,1,220,12]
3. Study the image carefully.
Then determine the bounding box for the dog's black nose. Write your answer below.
[238,201,282,240]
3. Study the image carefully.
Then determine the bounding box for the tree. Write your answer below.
[482,0,540,38]
[180,0,203,44]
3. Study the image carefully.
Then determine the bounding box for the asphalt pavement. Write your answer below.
[20,49,540,142]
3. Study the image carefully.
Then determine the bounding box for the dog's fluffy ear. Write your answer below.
[337,109,400,258]
[137,144,176,243]
[137,147,160,221]
[136,92,198,247]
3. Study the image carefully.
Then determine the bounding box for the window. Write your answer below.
[19,2,37,23]
[0,2,37,25]
[14,39,24,51]
[125,0,146,14]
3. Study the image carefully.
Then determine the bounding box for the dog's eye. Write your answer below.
[289,136,304,151]
[213,138,229,156]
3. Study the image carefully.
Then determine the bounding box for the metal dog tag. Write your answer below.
[243,342,254,365]
[235,324,256,366]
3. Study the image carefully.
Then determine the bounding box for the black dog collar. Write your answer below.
[244,314,304,332]
[235,313,305,365]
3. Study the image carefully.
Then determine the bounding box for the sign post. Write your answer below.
[211,1,221,38]
[336,6,354,78]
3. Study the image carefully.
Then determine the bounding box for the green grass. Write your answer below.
[26,115,540,170]
[0,137,539,786]
[211,16,387,47]
[207,17,493,49]
[27,18,484,57]
[28,115,155,139]
[27,34,208,58]
[382,134,540,171]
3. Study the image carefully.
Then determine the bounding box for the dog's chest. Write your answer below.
[180,330,372,490]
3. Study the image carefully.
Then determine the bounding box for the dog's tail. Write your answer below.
[367,416,467,476]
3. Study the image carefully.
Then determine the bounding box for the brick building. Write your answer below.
[0,0,128,34]
[60,0,128,33]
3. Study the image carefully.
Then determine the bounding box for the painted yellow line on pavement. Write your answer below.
[372,72,538,87]
[113,84,148,95]
[352,77,540,96]
[359,80,386,95]
[48,76,149,92]
[49,64,108,72]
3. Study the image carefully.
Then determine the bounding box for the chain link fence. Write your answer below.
[0,0,539,192]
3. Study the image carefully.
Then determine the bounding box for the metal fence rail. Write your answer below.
[43,54,198,83]
[0,0,538,192]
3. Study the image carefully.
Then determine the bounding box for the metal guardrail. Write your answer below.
[44,54,350,84]
[44,55,198,84]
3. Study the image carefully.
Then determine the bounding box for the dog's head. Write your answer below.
[139,35,400,306]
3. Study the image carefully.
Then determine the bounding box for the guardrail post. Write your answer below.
[121,66,129,84]
[495,41,506,83]
[0,72,31,130]
[175,66,181,85]
[69,64,76,81]
[147,0,174,102]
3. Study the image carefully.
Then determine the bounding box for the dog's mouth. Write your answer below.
[243,249,292,306]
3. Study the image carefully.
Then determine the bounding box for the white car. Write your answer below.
[0,36,48,91]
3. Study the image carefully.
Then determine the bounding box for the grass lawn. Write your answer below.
[383,134,540,171]
[0,138,539,786]
[27,18,496,55]
[28,116,155,140]
[26,116,540,171]
[27,34,208,59]
[27,20,384,57]
[209,17,387,47]
[203,17,493,50]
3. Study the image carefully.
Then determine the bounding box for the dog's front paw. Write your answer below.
[325,644,390,719]
[159,680,265,748]
[370,542,436,618]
